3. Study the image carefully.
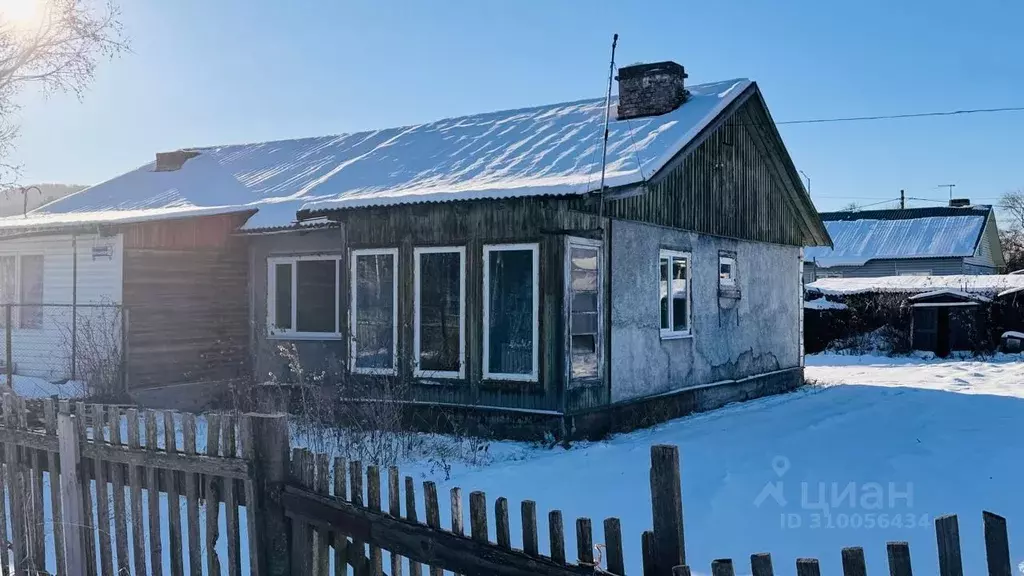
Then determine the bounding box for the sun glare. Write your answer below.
[0,0,46,30]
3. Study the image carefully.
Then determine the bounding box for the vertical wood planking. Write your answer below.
[603,518,624,575]
[92,405,113,576]
[28,401,44,572]
[290,450,313,576]
[751,553,774,576]
[469,491,487,544]
[107,407,129,576]
[495,497,510,550]
[840,547,866,576]
[126,409,147,576]
[641,531,656,576]
[983,511,1012,576]
[650,445,686,574]
[423,482,442,576]
[521,501,538,557]
[672,567,692,576]
[795,558,821,576]
[387,467,403,576]
[75,401,96,576]
[240,416,261,576]
[163,411,184,576]
[315,454,330,576]
[449,485,464,576]
[222,417,241,576]
[886,542,913,576]
[205,413,222,576]
[712,558,735,576]
[57,413,86,576]
[6,394,27,575]
[549,510,565,565]
[935,515,963,576]
[366,466,383,576]
[43,399,65,576]
[333,458,348,576]
[404,476,422,576]
[349,460,365,576]
[182,414,203,576]
[576,518,593,566]
[145,410,163,576]
[0,400,9,576]
[14,397,37,573]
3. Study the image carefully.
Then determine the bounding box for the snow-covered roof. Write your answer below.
[908,289,991,303]
[804,298,848,310]
[18,78,752,232]
[806,274,1024,297]
[804,207,990,268]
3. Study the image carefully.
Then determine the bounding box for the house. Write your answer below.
[9,61,830,433]
[803,202,1004,282]
[805,274,1024,357]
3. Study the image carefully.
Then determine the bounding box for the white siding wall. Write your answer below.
[0,233,123,379]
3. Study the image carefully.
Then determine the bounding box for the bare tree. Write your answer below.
[841,202,861,212]
[999,189,1024,231]
[0,0,128,186]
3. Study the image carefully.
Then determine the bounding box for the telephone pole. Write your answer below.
[900,189,905,209]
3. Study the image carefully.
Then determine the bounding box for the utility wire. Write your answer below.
[778,106,1024,126]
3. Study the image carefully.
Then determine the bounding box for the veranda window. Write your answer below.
[660,250,691,338]
[267,255,342,337]
[19,255,43,329]
[414,247,465,378]
[351,249,398,375]
[483,244,539,381]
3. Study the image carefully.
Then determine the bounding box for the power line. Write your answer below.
[777,105,1024,126]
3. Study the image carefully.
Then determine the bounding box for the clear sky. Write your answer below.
[9,0,1024,212]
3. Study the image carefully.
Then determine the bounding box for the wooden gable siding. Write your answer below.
[324,198,604,413]
[589,97,805,247]
[123,233,249,390]
[120,212,253,250]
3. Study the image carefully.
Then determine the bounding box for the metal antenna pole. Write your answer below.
[939,183,955,202]
[597,33,618,222]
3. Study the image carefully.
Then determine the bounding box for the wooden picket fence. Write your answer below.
[0,395,1015,576]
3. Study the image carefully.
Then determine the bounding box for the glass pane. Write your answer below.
[672,258,688,332]
[570,334,598,379]
[487,248,534,376]
[720,262,732,279]
[296,260,337,333]
[273,263,292,330]
[570,247,598,292]
[19,255,43,329]
[354,253,395,369]
[659,257,670,330]
[418,251,461,373]
[571,292,598,312]
[571,312,598,335]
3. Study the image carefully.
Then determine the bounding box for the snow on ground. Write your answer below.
[0,375,86,399]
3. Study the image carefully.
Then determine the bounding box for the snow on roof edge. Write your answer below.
[806,275,1024,297]
[0,205,254,233]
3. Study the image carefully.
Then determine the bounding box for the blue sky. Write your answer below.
[9,0,1024,212]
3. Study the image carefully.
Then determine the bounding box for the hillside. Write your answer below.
[0,183,86,217]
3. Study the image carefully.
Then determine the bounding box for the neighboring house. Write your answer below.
[803,202,1004,281]
[9,61,831,432]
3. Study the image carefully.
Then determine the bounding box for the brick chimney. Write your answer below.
[949,198,971,207]
[154,150,200,172]
[616,61,689,121]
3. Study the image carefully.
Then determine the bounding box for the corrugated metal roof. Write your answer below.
[19,79,752,231]
[804,207,990,267]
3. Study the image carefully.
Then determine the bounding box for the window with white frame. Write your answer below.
[719,255,736,287]
[267,255,342,337]
[351,248,398,374]
[483,244,538,380]
[414,247,465,378]
[19,255,43,329]
[659,250,691,337]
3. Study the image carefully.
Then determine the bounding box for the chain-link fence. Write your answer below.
[0,303,126,399]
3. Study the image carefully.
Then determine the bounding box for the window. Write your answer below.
[267,255,342,338]
[414,247,465,378]
[898,270,931,277]
[719,256,736,287]
[0,256,14,306]
[567,239,601,382]
[19,255,43,329]
[483,244,539,381]
[351,249,398,375]
[660,250,691,337]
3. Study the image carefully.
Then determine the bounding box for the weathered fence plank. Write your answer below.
[886,541,913,576]
[333,457,349,576]
[8,395,29,575]
[349,460,366,576]
[182,414,203,576]
[93,405,114,576]
[496,497,511,550]
[576,518,593,566]
[240,416,261,576]
[367,465,384,576]
[205,413,222,576]
[163,410,184,576]
[145,410,163,576]
[470,491,488,544]
[404,476,422,576]
[549,510,565,565]
[604,517,624,575]
[126,409,147,576]
[840,547,866,576]
[290,450,313,576]
[75,401,96,576]
[107,406,129,576]
[983,511,1012,576]
[650,445,685,575]
[222,416,241,576]
[640,530,656,576]
[795,558,820,576]
[387,466,404,576]
[0,418,10,576]
[43,399,65,576]
[711,558,735,576]
[935,514,964,576]
[315,454,330,576]
[58,412,86,576]
[750,553,774,576]
[522,501,539,557]
[450,486,465,576]
[672,567,692,576]
[423,481,443,576]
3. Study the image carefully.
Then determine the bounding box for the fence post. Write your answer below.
[120,307,129,394]
[57,413,86,576]
[5,304,11,387]
[249,413,290,576]
[650,445,685,574]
